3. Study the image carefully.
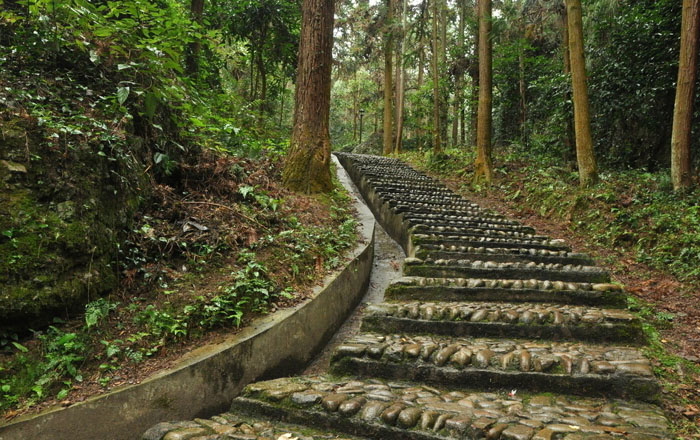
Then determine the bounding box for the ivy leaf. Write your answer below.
[116,87,130,106]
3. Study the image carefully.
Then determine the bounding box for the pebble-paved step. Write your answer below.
[329,334,657,401]
[360,302,643,344]
[385,276,626,306]
[142,412,367,439]
[145,153,669,440]
[403,258,610,283]
[412,235,572,253]
[414,245,593,266]
[228,377,669,440]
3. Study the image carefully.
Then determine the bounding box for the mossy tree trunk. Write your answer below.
[431,0,442,153]
[474,0,493,184]
[282,0,334,193]
[566,0,598,187]
[671,0,700,191]
[383,0,394,155]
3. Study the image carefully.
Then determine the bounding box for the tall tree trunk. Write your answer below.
[383,0,395,155]
[671,0,700,190]
[440,0,448,147]
[353,69,358,141]
[282,0,334,193]
[518,49,527,143]
[431,0,442,153]
[566,0,598,187]
[458,0,466,145]
[562,6,576,166]
[186,0,204,76]
[416,0,427,150]
[474,0,493,184]
[469,0,479,147]
[394,0,408,153]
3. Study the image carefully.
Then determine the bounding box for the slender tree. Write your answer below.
[671,0,700,190]
[474,0,493,184]
[561,5,576,165]
[394,0,408,153]
[186,0,205,75]
[282,0,334,193]
[566,0,598,187]
[431,0,442,152]
[383,0,394,155]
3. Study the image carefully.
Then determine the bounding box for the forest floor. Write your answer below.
[0,152,360,421]
[403,149,700,437]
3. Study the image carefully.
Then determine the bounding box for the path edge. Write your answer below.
[0,157,376,440]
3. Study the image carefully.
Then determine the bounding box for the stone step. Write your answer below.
[385,277,626,307]
[407,219,536,235]
[361,302,643,344]
[414,246,593,266]
[411,224,538,239]
[230,376,670,440]
[391,203,498,217]
[403,212,521,227]
[403,258,610,283]
[412,235,572,252]
[412,227,550,242]
[142,412,368,440]
[330,334,658,402]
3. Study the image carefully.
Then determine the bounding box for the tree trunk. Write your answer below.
[383,0,395,155]
[562,6,576,166]
[186,0,204,76]
[469,0,479,147]
[671,0,700,190]
[432,0,442,153]
[474,0,493,184]
[417,0,427,150]
[394,0,408,153]
[566,0,598,187]
[440,0,448,148]
[282,0,334,193]
[353,69,358,141]
[518,49,527,143]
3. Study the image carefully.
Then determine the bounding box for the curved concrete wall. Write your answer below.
[0,158,375,440]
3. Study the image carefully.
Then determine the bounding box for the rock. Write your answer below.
[420,410,439,429]
[434,344,461,366]
[380,403,406,425]
[360,401,388,421]
[397,407,423,428]
[0,160,27,173]
[502,424,535,440]
[162,427,210,440]
[339,396,366,416]
[291,391,323,406]
[321,394,348,412]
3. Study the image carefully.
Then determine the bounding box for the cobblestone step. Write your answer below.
[143,412,368,440]
[414,246,593,266]
[385,277,626,306]
[413,236,572,253]
[227,377,670,440]
[403,212,525,228]
[329,334,657,401]
[403,258,610,283]
[407,220,537,236]
[360,302,643,344]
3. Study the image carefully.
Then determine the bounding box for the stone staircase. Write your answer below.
[143,153,670,440]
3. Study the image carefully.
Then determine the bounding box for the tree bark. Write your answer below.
[469,0,479,147]
[394,0,408,153]
[562,6,576,165]
[474,0,493,184]
[186,0,205,76]
[353,69,358,141]
[432,0,442,153]
[282,0,334,193]
[383,0,395,155]
[566,0,598,187]
[416,0,427,150]
[671,0,700,190]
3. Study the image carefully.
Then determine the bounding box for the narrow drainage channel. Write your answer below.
[303,222,405,375]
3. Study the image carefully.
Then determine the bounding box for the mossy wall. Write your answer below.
[0,118,148,332]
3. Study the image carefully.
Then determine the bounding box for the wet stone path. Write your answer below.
[143,154,670,440]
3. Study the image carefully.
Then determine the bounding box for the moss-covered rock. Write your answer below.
[0,118,147,332]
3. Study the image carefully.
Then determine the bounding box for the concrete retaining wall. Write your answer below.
[0,158,375,440]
